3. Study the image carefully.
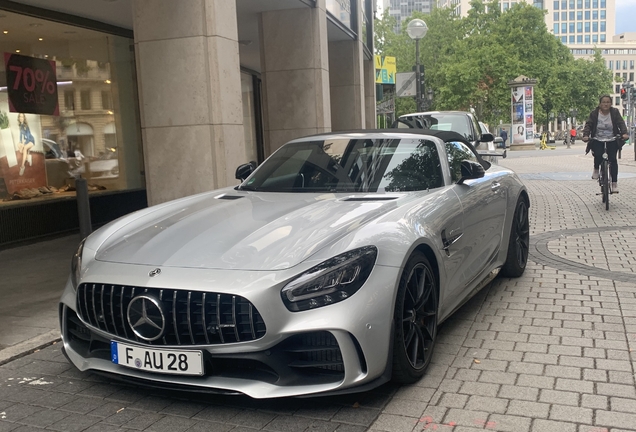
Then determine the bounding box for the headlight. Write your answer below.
[70,239,85,291]
[281,246,377,312]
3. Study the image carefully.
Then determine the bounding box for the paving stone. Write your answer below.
[531,419,577,432]
[506,400,550,418]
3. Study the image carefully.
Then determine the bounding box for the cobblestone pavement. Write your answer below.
[1,149,635,432]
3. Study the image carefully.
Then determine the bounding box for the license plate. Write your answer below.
[111,341,203,376]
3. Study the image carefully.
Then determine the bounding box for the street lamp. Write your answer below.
[407,18,428,112]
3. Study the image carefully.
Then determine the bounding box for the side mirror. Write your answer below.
[480,133,495,142]
[457,160,485,184]
[235,161,256,181]
[494,137,503,143]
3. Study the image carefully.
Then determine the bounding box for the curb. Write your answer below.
[0,329,61,366]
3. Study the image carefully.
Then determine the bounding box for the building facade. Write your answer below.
[388,0,435,31]
[0,0,376,246]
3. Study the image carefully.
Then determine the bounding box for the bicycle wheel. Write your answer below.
[602,160,609,210]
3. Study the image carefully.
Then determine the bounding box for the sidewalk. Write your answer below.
[0,234,79,363]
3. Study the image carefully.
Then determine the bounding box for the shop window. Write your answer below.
[80,90,91,110]
[64,90,75,110]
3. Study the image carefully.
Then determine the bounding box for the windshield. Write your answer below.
[400,113,473,140]
[240,138,444,193]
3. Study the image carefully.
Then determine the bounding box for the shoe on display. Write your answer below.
[27,154,32,166]
[612,182,618,192]
[19,165,25,176]
[592,169,599,179]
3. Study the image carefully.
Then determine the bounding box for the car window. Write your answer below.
[242,138,444,193]
[445,140,479,183]
[401,114,473,141]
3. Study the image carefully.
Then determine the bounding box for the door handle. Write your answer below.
[441,228,463,255]
[491,182,501,192]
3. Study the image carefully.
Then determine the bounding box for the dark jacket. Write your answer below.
[582,106,627,144]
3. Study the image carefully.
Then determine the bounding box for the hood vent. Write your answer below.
[341,196,398,202]
[215,194,244,200]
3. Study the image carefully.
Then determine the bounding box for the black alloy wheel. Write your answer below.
[500,197,530,278]
[392,252,437,384]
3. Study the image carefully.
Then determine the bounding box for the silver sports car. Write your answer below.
[59,130,529,399]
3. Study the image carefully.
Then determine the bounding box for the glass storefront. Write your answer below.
[0,9,142,203]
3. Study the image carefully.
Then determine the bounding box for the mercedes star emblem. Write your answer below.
[126,295,166,341]
[148,268,161,277]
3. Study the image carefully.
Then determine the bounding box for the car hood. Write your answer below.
[94,191,402,271]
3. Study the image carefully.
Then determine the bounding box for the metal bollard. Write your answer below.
[76,177,92,240]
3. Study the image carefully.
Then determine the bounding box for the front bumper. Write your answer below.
[59,263,400,398]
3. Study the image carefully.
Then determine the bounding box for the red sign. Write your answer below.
[4,53,59,116]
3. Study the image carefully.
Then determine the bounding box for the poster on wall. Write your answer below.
[511,85,534,145]
[0,92,47,195]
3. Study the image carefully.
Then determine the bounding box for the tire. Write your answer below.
[392,252,438,384]
[602,161,609,210]
[500,197,530,278]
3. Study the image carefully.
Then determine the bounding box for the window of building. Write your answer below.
[577,22,582,32]
[569,11,575,19]
[592,10,598,18]
[554,0,559,8]
[592,22,598,31]
[562,0,567,8]
[569,35,575,43]
[584,35,590,42]
[592,34,598,42]
[623,72,627,80]
[631,60,634,69]
[554,24,559,33]
[584,22,590,32]
[615,97,620,105]
[554,12,559,20]
[608,60,613,69]
[562,11,567,19]
[101,91,112,110]
[600,10,605,18]
[615,84,621,93]
[64,90,75,110]
[562,23,567,32]
[569,23,574,32]
[624,60,628,69]
[600,21,605,31]
[577,0,582,7]
[577,35,582,42]
[600,0,605,6]
[585,10,590,19]
[577,11,582,19]
[616,61,621,70]
[569,0,574,8]
[592,0,597,6]
[503,2,509,9]
[80,90,91,110]
[600,34,605,42]
[585,0,590,6]
[630,72,634,81]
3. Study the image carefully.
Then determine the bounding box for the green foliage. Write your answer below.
[374,0,613,128]
[0,111,8,129]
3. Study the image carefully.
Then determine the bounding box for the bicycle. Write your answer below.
[593,135,622,211]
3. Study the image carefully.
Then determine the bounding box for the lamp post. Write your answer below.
[407,19,428,112]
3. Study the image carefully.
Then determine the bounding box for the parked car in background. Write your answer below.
[395,111,506,163]
[60,129,529,399]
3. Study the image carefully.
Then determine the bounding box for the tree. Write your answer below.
[373,1,613,128]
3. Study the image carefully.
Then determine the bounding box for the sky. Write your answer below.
[377,0,636,35]
[615,0,636,34]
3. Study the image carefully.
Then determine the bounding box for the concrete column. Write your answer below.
[364,59,377,129]
[259,2,331,154]
[329,40,365,131]
[133,0,246,205]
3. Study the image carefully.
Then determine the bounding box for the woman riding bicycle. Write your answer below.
[582,94,628,192]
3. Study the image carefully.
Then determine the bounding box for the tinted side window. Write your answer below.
[445,141,478,182]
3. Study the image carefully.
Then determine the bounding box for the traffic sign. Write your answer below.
[396,72,416,97]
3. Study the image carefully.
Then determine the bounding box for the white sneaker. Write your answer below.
[592,169,599,179]
[19,165,25,176]
[612,182,618,192]
[27,154,32,166]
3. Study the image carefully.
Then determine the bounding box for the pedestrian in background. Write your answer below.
[570,127,576,145]
[500,129,508,148]
[582,94,628,191]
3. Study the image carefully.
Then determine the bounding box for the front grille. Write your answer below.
[76,284,266,346]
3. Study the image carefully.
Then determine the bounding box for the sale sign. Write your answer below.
[4,53,59,116]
